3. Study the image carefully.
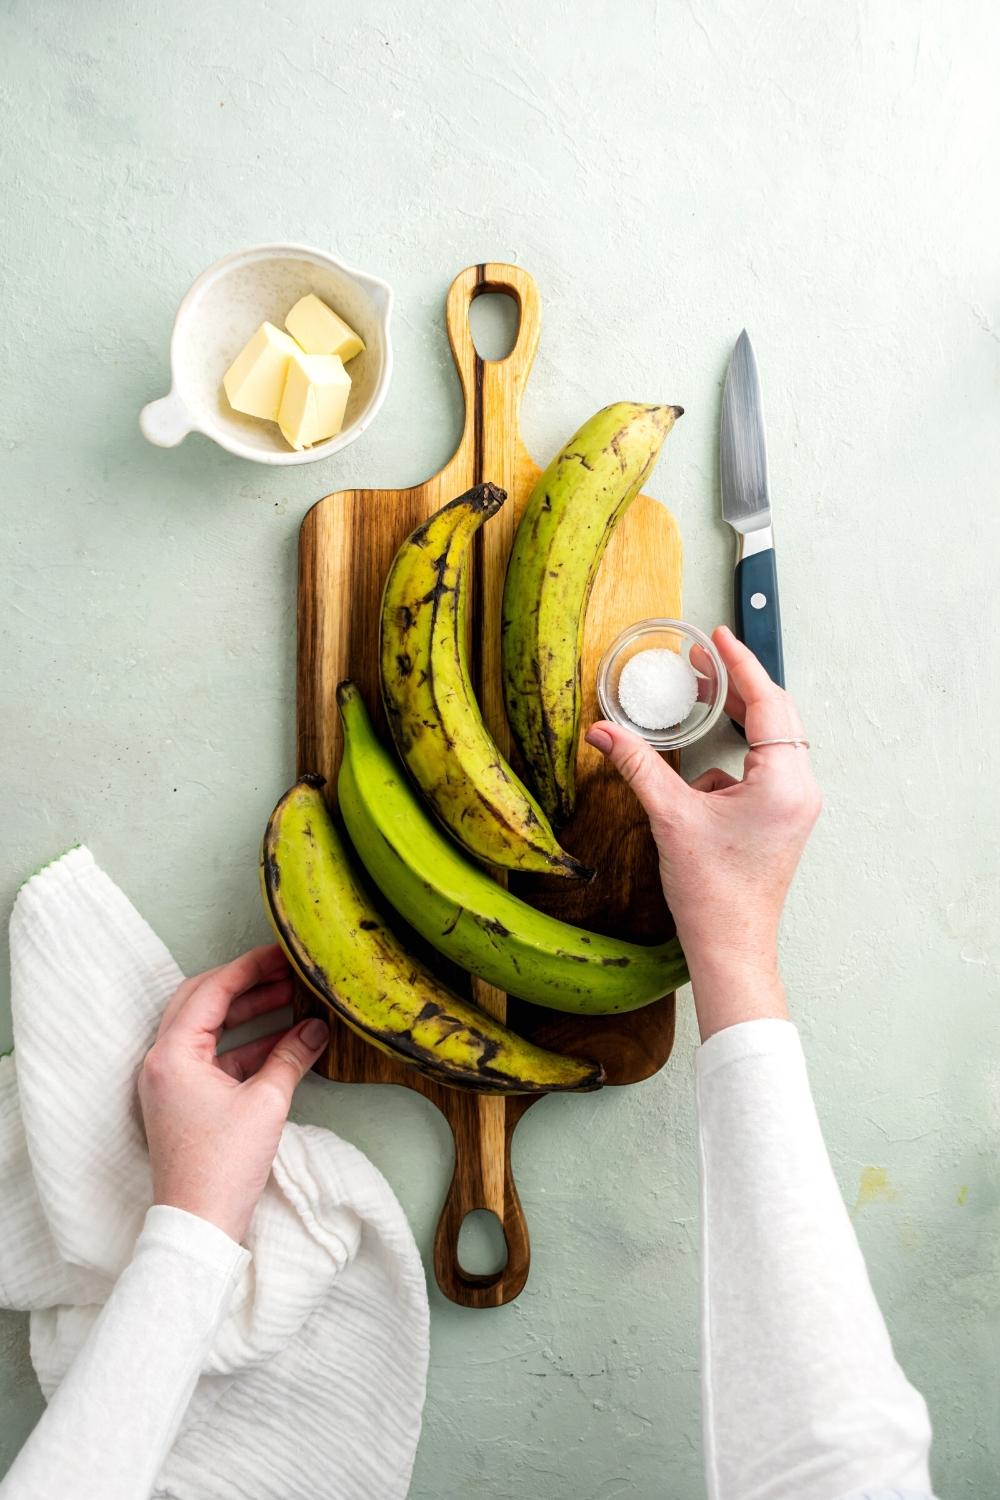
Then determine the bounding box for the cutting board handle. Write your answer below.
[432,262,542,1308]
[445,263,541,469]
[432,1094,534,1308]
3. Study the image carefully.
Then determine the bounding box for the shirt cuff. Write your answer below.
[695,1016,803,1080]
[140,1204,251,1286]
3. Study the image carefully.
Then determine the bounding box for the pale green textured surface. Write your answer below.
[2,0,998,1494]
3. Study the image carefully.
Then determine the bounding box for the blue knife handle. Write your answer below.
[733,547,784,718]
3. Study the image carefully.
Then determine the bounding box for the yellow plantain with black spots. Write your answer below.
[380,483,590,878]
[260,776,604,1095]
[502,402,683,826]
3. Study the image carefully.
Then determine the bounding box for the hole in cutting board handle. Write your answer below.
[468,291,520,362]
[456,1209,509,1276]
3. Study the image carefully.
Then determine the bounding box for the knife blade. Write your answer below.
[720,329,785,693]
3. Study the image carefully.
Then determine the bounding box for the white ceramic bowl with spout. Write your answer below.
[140,243,393,465]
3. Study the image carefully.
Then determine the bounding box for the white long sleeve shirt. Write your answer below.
[0,1206,249,1499]
[697,1020,935,1500]
[1,1019,936,1500]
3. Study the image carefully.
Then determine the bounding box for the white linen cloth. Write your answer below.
[0,846,429,1500]
[697,1019,936,1500]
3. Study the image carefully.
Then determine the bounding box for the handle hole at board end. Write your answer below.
[456,1208,509,1277]
[468,290,521,362]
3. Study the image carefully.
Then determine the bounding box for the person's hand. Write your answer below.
[585,626,821,1039]
[138,944,329,1243]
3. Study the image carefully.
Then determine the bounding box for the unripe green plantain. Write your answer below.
[380,483,589,879]
[337,683,688,1014]
[502,403,682,825]
[260,776,604,1095]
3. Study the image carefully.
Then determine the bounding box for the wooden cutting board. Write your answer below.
[294,263,683,1307]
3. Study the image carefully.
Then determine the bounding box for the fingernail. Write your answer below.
[301,1019,329,1049]
[585,726,613,754]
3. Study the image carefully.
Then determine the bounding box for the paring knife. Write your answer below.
[720,330,785,693]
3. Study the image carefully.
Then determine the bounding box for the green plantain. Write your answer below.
[260,776,603,1095]
[380,483,589,878]
[501,403,682,825]
[337,682,688,1014]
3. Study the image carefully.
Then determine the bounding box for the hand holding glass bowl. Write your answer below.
[596,619,728,752]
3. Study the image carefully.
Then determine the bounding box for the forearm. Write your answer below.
[697,1016,933,1500]
[688,949,788,1041]
[1,1206,248,1500]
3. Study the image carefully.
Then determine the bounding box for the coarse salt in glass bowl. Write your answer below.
[595,619,728,752]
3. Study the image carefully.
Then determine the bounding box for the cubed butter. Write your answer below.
[285,293,365,362]
[278,352,352,450]
[222,322,300,421]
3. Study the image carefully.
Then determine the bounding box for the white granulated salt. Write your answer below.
[617,647,699,730]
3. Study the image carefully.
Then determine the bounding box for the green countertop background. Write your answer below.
[2,1,998,1494]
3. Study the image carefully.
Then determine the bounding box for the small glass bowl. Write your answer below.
[596,619,728,752]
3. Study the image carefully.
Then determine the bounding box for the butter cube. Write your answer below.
[223,322,300,421]
[278,352,352,450]
[285,294,365,362]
